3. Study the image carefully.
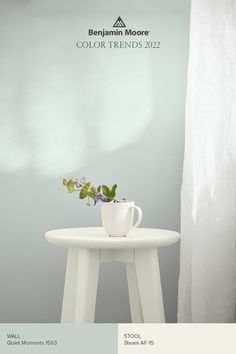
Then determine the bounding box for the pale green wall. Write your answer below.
[0,0,190,323]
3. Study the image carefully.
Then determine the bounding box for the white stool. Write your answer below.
[45,227,180,323]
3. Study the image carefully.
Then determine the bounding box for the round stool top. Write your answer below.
[45,227,180,249]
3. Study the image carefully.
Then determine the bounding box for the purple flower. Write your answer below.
[73,177,87,188]
[93,192,107,202]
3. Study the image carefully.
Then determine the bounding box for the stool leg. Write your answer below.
[61,248,79,323]
[74,248,100,323]
[135,248,165,323]
[126,263,143,323]
[61,248,100,323]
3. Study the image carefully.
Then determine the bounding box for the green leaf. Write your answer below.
[79,191,86,199]
[102,185,111,197]
[67,180,74,193]
[83,182,91,190]
[97,185,101,192]
[63,178,68,186]
[91,187,97,195]
[86,191,94,197]
[110,184,117,199]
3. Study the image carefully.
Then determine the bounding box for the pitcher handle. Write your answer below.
[130,205,143,229]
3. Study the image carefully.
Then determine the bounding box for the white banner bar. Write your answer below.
[118,324,236,354]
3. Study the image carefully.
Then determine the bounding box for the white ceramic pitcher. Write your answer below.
[101,201,142,237]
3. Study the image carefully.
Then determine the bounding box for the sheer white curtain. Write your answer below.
[178,0,236,322]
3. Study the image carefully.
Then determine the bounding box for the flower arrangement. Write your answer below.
[63,177,118,206]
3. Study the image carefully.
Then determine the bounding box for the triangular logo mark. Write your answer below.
[113,17,126,28]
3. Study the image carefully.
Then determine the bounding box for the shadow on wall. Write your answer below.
[0,7,153,177]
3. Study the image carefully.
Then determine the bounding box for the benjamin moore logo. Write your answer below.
[88,17,150,37]
[113,16,126,28]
